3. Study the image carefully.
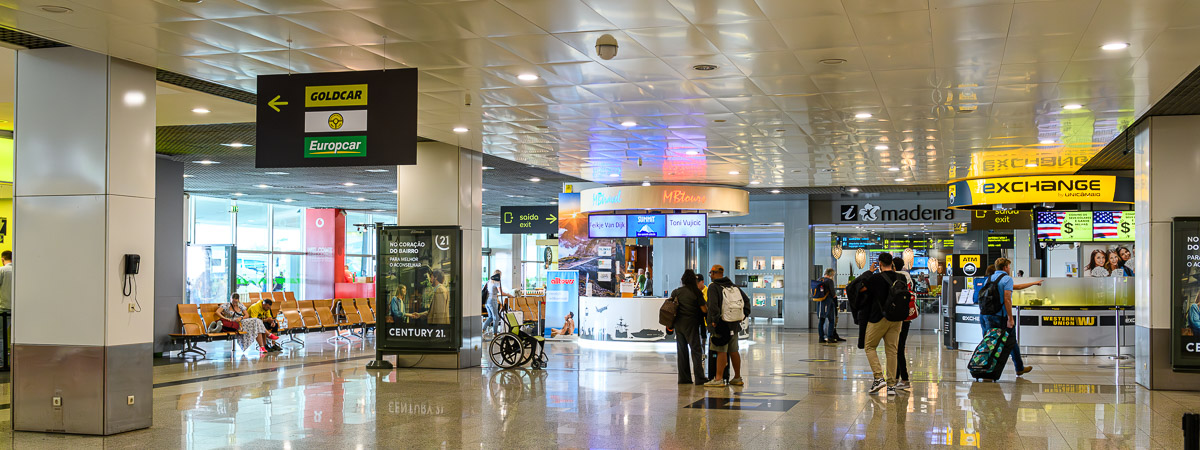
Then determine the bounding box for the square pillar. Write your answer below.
[13,47,155,434]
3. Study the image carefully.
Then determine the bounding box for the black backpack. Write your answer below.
[846,273,870,317]
[978,274,1007,316]
[878,272,912,322]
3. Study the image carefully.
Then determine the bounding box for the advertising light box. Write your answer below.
[1093,211,1135,241]
[666,213,708,237]
[1036,211,1093,242]
[588,215,627,238]
[627,214,666,237]
[376,226,461,352]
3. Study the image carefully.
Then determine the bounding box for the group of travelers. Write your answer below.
[669,264,751,388]
[808,253,1044,395]
[216,293,282,353]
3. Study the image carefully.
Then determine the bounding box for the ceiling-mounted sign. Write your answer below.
[256,69,417,168]
[987,235,1014,249]
[500,206,559,234]
[970,210,1032,230]
[579,185,749,215]
[948,175,1133,209]
[831,200,957,224]
[951,254,986,277]
[948,146,1102,182]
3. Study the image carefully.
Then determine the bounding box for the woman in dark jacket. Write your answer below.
[672,269,707,385]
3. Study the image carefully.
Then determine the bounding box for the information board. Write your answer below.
[987,235,1014,249]
[500,206,558,234]
[627,214,666,237]
[376,226,461,351]
[666,213,707,237]
[588,215,627,238]
[970,210,1032,230]
[589,213,708,238]
[1171,218,1200,370]
[256,69,417,168]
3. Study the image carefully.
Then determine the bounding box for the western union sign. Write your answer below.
[948,175,1133,209]
[1041,316,1097,326]
[255,69,416,168]
[305,84,368,107]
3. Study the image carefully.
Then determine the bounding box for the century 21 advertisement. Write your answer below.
[377,226,462,351]
[1172,218,1200,370]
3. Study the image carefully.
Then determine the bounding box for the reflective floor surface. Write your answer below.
[0,323,1195,449]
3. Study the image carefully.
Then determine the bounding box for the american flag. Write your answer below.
[1036,211,1065,240]
[1094,211,1121,239]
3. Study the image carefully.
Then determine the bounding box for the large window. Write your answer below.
[193,197,233,245]
[189,196,314,298]
[236,202,269,251]
[273,206,304,252]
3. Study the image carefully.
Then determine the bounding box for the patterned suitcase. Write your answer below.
[968,327,1015,381]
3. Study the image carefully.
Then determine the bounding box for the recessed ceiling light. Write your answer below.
[641,181,651,186]
[389,190,399,194]
[529,177,541,182]
[232,192,245,196]
[1063,103,1083,110]
[819,58,847,65]
[182,174,194,178]
[609,173,619,178]
[356,197,368,202]
[192,160,219,165]
[342,182,358,186]
[282,198,295,203]
[191,107,210,114]
[692,64,718,71]
[875,145,888,150]
[854,112,873,119]
[178,0,203,3]
[749,181,761,185]
[482,166,494,170]
[621,120,636,127]
[770,190,781,194]
[481,188,488,192]
[729,170,740,175]
[894,177,905,182]
[1101,42,1130,51]
[372,209,386,212]
[307,192,324,195]
[220,142,250,148]
[365,169,389,173]
[1025,163,1039,168]
[264,171,289,175]
[1040,139,1055,144]
[255,184,271,188]
[517,73,539,81]
[888,167,900,172]
[38,5,72,13]
[848,187,860,193]
[453,126,468,133]
[550,201,558,205]
[685,150,699,156]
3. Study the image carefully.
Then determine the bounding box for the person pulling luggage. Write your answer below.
[974,258,1042,378]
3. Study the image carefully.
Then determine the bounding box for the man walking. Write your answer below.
[814,268,844,343]
[859,253,905,395]
[978,257,1041,377]
[0,251,11,314]
[704,265,751,388]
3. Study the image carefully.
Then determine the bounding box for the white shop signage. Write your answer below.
[832,200,958,224]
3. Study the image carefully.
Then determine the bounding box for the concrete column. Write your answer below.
[1133,116,1200,390]
[783,197,811,330]
[153,157,185,354]
[394,141,482,368]
[510,233,521,291]
[12,47,155,434]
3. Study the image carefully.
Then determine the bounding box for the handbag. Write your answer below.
[220,318,240,331]
[658,296,678,328]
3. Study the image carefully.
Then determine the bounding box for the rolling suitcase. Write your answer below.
[968,327,1015,381]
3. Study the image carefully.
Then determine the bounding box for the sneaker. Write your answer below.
[834,338,847,342]
[703,378,727,388]
[259,346,268,353]
[1017,366,1033,376]
[868,378,887,393]
[895,380,911,391]
[268,334,280,341]
[729,377,744,386]
[887,387,897,396]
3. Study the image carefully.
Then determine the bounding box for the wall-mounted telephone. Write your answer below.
[124,254,140,275]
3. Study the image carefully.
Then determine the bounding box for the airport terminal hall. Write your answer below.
[3,0,1200,448]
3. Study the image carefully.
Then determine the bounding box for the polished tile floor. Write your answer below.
[0,323,1195,449]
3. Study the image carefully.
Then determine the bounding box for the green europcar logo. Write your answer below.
[305,136,367,158]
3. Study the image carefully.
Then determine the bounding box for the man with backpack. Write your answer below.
[977,258,1042,377]
[704,265,751,388]
[845,266,877,350]
[813,268,844,343]
[858,253,910,395]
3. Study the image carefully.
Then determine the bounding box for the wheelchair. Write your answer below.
[488,312,548,369]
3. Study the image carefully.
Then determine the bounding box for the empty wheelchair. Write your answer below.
[488,311,548,369]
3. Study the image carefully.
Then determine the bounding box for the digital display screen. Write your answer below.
[1036,211,1093,241]
[587,215,627,238]
[1093,211,1135,241]
[666,213,708,237]
[626,214,666,237]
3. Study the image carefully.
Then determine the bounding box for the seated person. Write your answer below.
[218,293,280,353]
[248,298,280,335]
[551,312,575,338]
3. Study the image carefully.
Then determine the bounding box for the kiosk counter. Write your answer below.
[946,276,1134,355]
[578,295,672,342]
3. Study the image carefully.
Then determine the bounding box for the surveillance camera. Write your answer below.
[595,34,618,60]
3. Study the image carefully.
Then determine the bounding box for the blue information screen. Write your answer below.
[626,214,666,237]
